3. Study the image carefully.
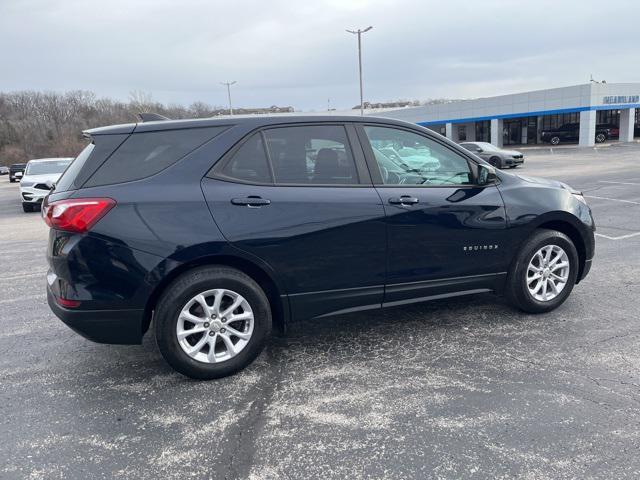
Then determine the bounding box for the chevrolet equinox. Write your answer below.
[44,116,595,379]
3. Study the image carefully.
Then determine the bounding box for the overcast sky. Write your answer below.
[1,0,637,111]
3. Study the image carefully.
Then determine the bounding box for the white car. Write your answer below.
[20,158,73,212]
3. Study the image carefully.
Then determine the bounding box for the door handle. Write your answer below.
[388,196,419,206]
[231,196,271,207]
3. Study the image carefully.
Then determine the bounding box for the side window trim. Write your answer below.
[355,123,481,187]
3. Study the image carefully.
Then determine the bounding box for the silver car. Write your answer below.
[20,158,73,212]
[459,142,524,169]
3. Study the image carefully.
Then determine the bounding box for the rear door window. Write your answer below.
[262,125,359,184]
[85,126,226,187]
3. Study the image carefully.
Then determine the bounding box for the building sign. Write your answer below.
[602,95,640,104]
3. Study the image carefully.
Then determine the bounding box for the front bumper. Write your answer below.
[20,187,49,204]
[47,287,144,344]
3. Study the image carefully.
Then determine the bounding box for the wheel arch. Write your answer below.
[535,219,587,282]
[141,254,289,336]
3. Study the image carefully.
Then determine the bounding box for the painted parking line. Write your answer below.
[585,195,640,206]
[0,272,46,282]
[596,232,640,240]
[598,180,640,186]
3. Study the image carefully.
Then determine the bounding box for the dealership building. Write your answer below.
[372,82,640,147]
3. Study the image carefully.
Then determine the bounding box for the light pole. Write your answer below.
[346,26,373,116]
[221,81,236,115]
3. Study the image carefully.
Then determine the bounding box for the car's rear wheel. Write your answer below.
[22,203,33,213]
[155,266,271,379]
[550,136,560,145]
[506,229,578,313]
[595,133,606,143]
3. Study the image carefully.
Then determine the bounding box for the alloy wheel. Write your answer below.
[595,133,606,143]
[551,136,560,145]
[526,245,570,302]
[176,289,254,363]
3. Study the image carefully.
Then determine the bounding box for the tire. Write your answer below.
[550,136,560,146]
[595,133,606,143]
[155,266,272,380]
[505,229,578,314]
[10,178,15,183]
[22,203,33,213]
[489,156,502,168]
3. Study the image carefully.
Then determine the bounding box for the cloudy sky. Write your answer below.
[1,0,637,111]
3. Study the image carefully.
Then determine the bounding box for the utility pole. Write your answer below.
[221,81,237,115]
[346,26,373,116]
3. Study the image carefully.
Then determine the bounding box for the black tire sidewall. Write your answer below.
[155,267,271,379]
[508,230,579,313]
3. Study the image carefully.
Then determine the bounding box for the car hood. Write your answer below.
[513,174,580,194]
[21,173,62,185]
[500,149,523,156]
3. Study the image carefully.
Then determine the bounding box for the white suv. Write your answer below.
[20,158,72,212]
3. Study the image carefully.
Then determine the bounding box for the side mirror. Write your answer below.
[476,148,483,153]
[478,164,497,185]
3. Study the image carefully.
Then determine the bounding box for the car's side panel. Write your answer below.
[202,178,388,320]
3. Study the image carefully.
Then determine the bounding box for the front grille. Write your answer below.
[512,155,523,159]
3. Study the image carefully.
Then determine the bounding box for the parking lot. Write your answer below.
[1,144,639,479]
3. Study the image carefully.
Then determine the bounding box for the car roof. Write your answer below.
[27,157,74,163]
[84,115,421,136]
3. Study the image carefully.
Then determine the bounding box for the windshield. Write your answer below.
[25,159,72,176]
[476,142,500,151]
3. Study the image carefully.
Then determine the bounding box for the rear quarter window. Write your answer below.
[84,126,227,187]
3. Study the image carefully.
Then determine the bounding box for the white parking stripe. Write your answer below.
[596,232,640,240]
[585,195,640,205]
[0,272,45,282]
[598,180,640,186]
[0,294,46,305]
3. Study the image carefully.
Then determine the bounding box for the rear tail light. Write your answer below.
[43,198,116,233]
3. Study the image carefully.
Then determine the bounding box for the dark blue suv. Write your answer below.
[44,116,595,379]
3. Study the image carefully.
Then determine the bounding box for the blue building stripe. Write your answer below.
[415,103,640,126]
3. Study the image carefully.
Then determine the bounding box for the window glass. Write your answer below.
[86,126,226,187]
[25,159,72,175]
[263,125,358,184]
[220,133,271,183]
[55,145,94,192]
[363,126,473,186]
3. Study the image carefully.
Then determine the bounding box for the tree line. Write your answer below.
[0,90,287,165]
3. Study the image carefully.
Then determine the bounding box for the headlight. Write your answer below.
[572,192,588,205]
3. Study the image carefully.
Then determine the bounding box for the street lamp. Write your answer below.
[220,81,237,115]
[346,26,373,116]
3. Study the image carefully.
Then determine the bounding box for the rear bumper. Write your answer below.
[48,287,144,344]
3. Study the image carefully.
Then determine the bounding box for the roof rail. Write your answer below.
[137,112,170,122]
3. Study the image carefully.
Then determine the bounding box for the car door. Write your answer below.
[202,123,387,320]
[356,124,508,305]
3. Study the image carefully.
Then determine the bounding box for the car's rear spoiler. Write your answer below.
[137,113,170,122]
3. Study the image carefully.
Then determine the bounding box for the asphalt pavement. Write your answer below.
[1,144,639,479]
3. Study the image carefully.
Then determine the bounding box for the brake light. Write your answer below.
[43,198,116,233]
[56,297,81,308]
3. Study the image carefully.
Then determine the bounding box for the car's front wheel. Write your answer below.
[506,229,578,313]
[595,133,607,143]
[155,266,272,379]
[550,136,561,145]
[489,156,502,168]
